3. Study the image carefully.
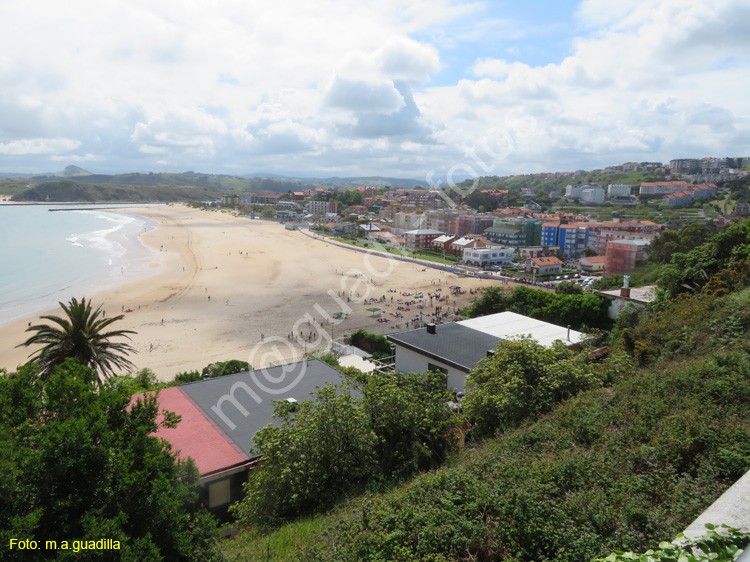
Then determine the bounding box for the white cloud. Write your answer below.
[324,78,405,113]
[0,0,748,176]
[0,138,81,155]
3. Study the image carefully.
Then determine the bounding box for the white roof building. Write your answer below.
[458,311,585,348]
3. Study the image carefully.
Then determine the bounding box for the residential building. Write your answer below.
[455,215,495,237]
[248,192,284,205]
[524,256,563,276]
[579,255,606,273]
[431,234,458,255]
[558,223,592,258]
[669,159,701,174]
[137,359,350,513]
[393,212,424,232]
[423,209,462,234]
[565,184,584,199]
[662,191,694,208]
[463,246,514,267]
[591,219,662,253]
[221,194,240,206]
[607,184,632,198]
[483,226,526,248]
[404,229,444,251]
[308,200,337,215]
[580,186,605,204]
[387,312,584,392]
[541,222,562,246]
[638,181,689,196]
[518,246,560,259]
[604,239,651,275]
[449,236,484,257]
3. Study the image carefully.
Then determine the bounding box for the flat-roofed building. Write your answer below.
[387,312,584,392]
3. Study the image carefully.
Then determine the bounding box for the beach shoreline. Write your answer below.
[0,204,507,381]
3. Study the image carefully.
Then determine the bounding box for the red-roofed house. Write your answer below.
[135,359,350,514]
[524,256,563,275]
[579,255,607,273]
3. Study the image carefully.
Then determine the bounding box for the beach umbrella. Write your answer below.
[333,312,345,319]
[366,307,381,317]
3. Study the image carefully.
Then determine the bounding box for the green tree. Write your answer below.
[0,360,220,561]
[463,338,604,437]
[232,384,378,527]
[555,280,583,295]
[201,359,250,378]
[361,371,458,479]
[17,297,136,383]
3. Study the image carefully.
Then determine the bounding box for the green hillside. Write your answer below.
[11,179,218,202]
[224,221,750,561]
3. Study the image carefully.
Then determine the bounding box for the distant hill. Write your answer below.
[11,180,218,203]
[55,165,94,177]
[17,168,429,193]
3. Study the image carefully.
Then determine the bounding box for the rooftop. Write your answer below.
[458,311,585,347]
[387,323,499,373]
[138,359,350,477]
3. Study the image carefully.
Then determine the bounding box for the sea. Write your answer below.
[0,204,160,326]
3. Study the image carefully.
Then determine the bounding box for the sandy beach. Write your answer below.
[0,204,509,381]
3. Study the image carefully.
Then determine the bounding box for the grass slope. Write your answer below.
[224,288,750,562]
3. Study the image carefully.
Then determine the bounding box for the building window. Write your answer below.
[427,363,448,375]
[208,479,230,508]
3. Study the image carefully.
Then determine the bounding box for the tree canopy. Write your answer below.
[0,360,220,561]
[232,371,459,528]
[18,297,136,383]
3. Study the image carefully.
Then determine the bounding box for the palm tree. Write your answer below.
[18,297,137,383]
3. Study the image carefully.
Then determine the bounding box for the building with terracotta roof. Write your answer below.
[591,219,662,253]
[579,255,607,273]
[524,256,563,276]
[638,181,689,196]
[136,359,351,514]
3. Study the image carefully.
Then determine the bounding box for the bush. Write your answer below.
[201,359,250,378]
[349,329,393,355]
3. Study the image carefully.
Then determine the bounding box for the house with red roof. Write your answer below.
[137,359,351,514]
[524,256,563,275]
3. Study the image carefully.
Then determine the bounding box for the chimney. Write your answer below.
[567,325,571,341]
[426,323,436,334]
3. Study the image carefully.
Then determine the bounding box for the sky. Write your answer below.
[0,0,748,182]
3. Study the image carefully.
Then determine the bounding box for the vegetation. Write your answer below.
[348,328,393,356]
[222,223,750,561]
[468,285,611,331]
[17,297,136,383]
[201,359,251,378]
[463,338,618,438]
[597,525,750,561]
[257,344,750,560]
[0,360,221,561]
[231,371,458,529]
[11,179,219,202]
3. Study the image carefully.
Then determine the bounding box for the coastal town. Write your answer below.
[211,156,750,281]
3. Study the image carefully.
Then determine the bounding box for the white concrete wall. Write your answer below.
[393,345,467,392]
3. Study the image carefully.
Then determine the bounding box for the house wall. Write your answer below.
[393,345,467,392]
[198,466,255,519]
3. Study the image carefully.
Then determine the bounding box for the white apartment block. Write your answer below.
[580,186,605,204]
[607,184,632,197]
[463,246,514,267]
